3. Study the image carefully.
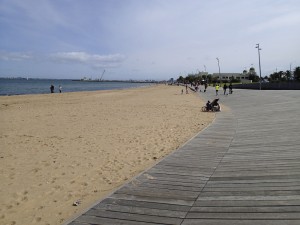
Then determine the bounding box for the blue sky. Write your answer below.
[0,0,299,80]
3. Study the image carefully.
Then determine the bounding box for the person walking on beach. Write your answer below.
[215,84,219,96]
[223,83,228,95]
[59,85,62,93]
[204,83,208,92]
[50,84,54,93]
[229,83,233,94]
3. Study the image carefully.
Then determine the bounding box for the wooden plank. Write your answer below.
[193,199,300,207]
[99,198,191,211]
[204,185,300,191]
[205,179,300,185]
[94,203,187,218]
[196,195,300,201]
[199,190,300,197]
[136,177,207,187]
[182,219,300,225]
[85,209,183,224]
[129,182,205,192]
[140,172,210,181]
[186,212,300,219]
[209,175,300,181]
[189,206,300,213]
[75,215,173,225]
[110,193,195,206]
[115,188,199,200]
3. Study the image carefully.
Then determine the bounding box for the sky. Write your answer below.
[0,0,299,80]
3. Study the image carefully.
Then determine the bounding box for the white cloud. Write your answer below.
[0,51,32,61]
[50,52,126,68]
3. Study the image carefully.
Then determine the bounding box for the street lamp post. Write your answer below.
[216,57,221,82]
[290,63,293,80]
[256,44,262,90]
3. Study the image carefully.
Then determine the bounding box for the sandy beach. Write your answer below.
[0,85,215,225]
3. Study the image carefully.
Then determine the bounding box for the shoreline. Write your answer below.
[0,84,155,97]
[0,85,214,225]
[0,78,155,96]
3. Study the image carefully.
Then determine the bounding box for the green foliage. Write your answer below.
[207,74,212,83]
[176,72,211,84]
[177,76,184,83]
[249,74,259,82]
[176,65,300,84]
[268,67,300,82]
[230,76,240,83]
[185,74,198,83]
[294,67,300,81]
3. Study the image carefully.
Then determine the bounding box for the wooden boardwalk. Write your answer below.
[66,89,300,225]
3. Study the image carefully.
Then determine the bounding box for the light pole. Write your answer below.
[290,63,293,80]
[216,57,221,82]
[204,65,206,72]
[256,44,262,90]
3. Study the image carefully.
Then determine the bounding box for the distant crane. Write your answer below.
[99,69,105,81]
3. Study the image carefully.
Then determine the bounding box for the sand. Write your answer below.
[0,85,215,225]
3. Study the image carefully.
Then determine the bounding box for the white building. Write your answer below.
[212,67,256,82]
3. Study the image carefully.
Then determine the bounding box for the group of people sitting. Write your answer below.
[205,98,220,111]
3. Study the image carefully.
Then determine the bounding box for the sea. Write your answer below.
[0,78,154,96]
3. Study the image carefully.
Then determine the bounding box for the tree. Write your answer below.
[249,74,259,82]
[211,76,219,84]
[285,70,292,81]
[294,67,300,81]
[278,71,284,80]
[269,72,281,82]
[177,76,184,83]
[207,74,212,83]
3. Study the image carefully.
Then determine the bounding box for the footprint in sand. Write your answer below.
[54,185,63,190]
[9,173,15,180]
[104,177,112,184]
[32,168,41,173]
[66,193,73,200]
[81,182,88,187]
[51,178,57,184]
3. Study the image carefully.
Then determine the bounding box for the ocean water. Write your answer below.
[0,79,154,96]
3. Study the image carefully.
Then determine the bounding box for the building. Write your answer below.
[197,72,209,76]
[212,73,245,80]
[212,67,256,82]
